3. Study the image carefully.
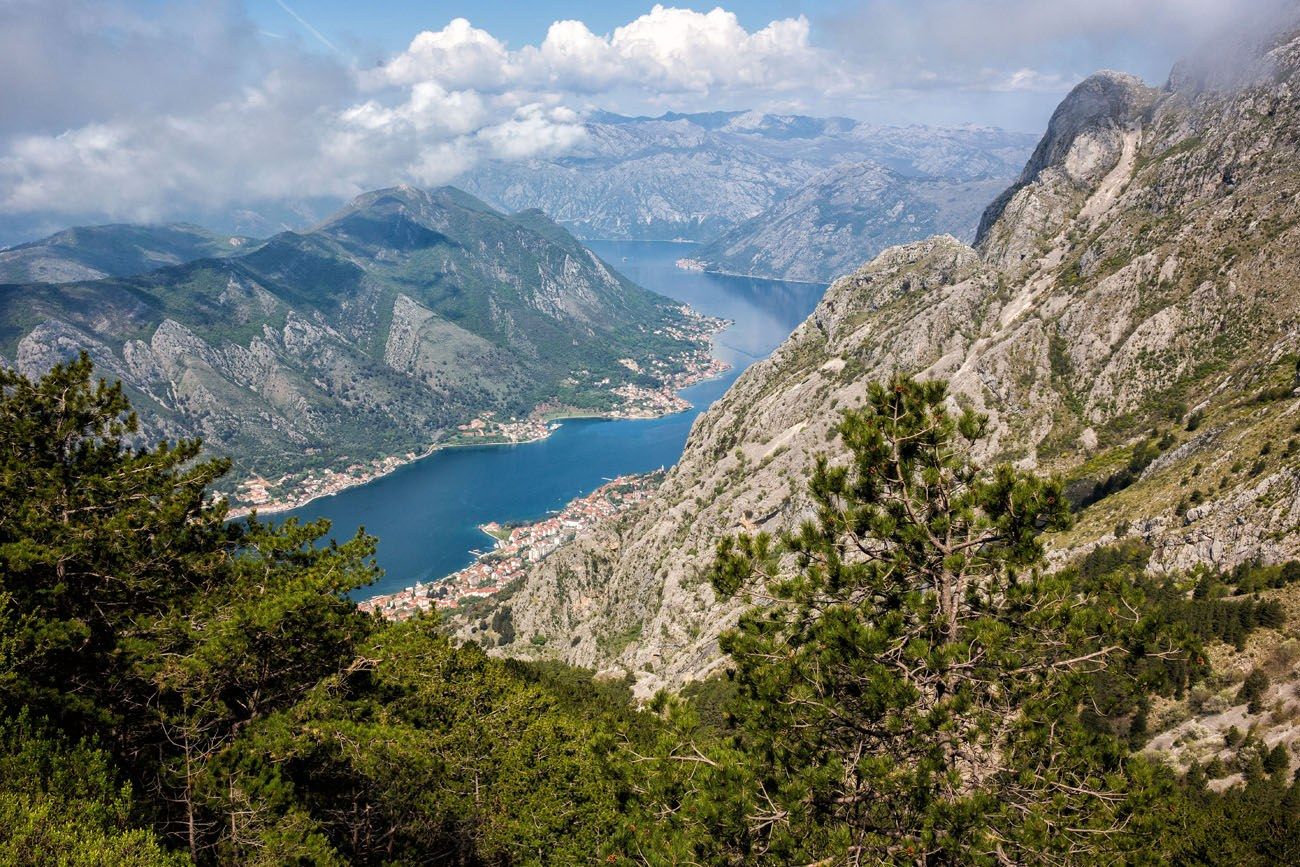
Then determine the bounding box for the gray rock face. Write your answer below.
[976,71,1159,265]
[469,29,1300,696]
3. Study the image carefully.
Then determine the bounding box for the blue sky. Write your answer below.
[0,1,1287,231]
[234,0,1246,128]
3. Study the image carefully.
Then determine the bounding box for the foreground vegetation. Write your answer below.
[1,358,1297,864]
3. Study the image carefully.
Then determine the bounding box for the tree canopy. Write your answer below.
[612,376,1281,865]
[0,356,626,864]
[1,359,1296,865]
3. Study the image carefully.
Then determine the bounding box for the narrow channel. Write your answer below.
[282,240,827,598]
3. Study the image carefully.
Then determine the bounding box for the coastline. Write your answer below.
[674,257,829,286]
[227,428,563,520]
[226,443,439,519]
[227,328,732,520]
[359,470,667,619]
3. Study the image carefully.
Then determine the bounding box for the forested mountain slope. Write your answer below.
[0,186,703,499]
[468,31,1300,696]
[462,110,1034,241]
[0,223,253,284]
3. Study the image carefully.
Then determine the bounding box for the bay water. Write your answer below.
[283,241,826,598]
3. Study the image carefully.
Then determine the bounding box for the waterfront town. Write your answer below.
[229,451,422,518]
[358,471,665,620]
[607,347,731,418]
[447,413,553,445]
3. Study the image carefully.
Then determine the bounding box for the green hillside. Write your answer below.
[0,187,706,500]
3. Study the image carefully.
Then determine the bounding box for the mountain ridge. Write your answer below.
[682,160,1012,283]
[460,111,1036,242]
[0,186,710,507]
[0,222,255,284]
[460,30,1300,699]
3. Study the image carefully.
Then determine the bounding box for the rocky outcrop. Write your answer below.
[976,71,1158,268]
[469,28,1300,696]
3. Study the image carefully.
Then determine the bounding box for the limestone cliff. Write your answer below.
[463,28,1300,697]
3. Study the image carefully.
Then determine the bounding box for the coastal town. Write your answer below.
[607,347,731,418]
[226,307,729,515]
[446,413,554,446]
[229,410,558,516]
[358,471,665,620]
[229,451,424,518]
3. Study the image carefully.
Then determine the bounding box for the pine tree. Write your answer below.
[1239,668,1270,714]
[0,353,233,728]
[0,355,630,865]
[631,376,1183,864]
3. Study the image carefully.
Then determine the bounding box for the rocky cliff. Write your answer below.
[464,29,1300,696]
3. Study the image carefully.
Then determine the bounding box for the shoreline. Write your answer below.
[582,237,701,245]
[227,443,439,519]
[228,329,732,519]
[359,470,667,618]
[674,257,829,286]
[227,428,562,519]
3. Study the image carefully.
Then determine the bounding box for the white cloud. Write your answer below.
[987,68,1081,94]
[476,105,590,160]
[0,0,1294,233]
[0,3,852,228]
[379,17,516,90]
[372,6,849,97]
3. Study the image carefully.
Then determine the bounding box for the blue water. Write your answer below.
[283,241,826,598]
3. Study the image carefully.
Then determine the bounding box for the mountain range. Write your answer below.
[460,110,1036,244]
[465,28,1300,717]
[0,186,704,503]
[1,112,1034,294]
[680,160,1013,283]
[0,223,253,284]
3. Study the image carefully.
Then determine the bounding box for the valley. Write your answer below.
[462,35,1300,703]
[0,188,719,511]
[463,111,1036,279]
[280,240,826,597]
[6,5,1300,864]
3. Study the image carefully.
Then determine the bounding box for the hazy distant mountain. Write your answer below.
[0,186,700,493]
[0,223,254,284]
[683,161,1011,283]
[461,111,1036,241]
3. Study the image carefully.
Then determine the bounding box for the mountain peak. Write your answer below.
[1021,70,1153,180]
[324,185,497,231]
[974,70,1156,247]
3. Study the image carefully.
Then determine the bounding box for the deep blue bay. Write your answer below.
[282,240,827,598]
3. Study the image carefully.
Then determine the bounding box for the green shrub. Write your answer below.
[1238,668,1270,714]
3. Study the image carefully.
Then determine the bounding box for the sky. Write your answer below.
[0,0,1291,238]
